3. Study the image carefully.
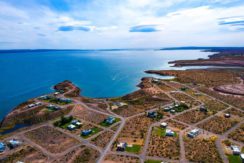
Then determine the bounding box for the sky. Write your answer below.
[0,0,244,49]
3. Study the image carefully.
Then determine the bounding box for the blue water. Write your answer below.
[0,50,212,120]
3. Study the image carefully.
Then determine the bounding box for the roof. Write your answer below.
[0,142,5,148]
[240,153,244,159]
[68,124,76,129]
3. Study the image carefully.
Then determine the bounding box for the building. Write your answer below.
[199,105,207,112]
[231,145,241,155]
[164,107,171,112]
[117,142,127,151]
[59,98,72,103]
[160,122,168,128]
[35,102,42,106]
[105,116,116,125]
[27,103,35,108]
[165,129,175,137]
[224,113,231,118]
[81,129,92,136]
[147,111,158,118]
[170,109,176,114]
[0,142,5,153]
[8,139,22,149]
[240,153,244,162]
[188,129,200,138]
[67,124,76,131]
[71,120,82,127]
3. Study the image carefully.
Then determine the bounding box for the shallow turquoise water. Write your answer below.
[0,49,212,120]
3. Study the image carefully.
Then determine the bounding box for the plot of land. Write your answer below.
[170,92,200,107]
[165,119,188,130]
[25,126,79,153]
[116,115,155,152]
[72,105,108,125]
[0,146,48,163]
[52,146,100,163]
[91,131,114,148]
[197,116,239,134]
[228,123,244,143]
[184,137,223,163]
[112,94,171,117]
[174,109,209,124]
[147,127,180,160]
[104,154,139,163]
[224,108,244,118]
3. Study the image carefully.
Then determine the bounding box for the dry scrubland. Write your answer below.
[197,116,239,134]
[91,131,114,148]
[184,137,223,163]
[104,154,139,163]
[174,109,209,124]
[25,126,79,153]
[147,127,180,159]
[165,119,188,130]
[52,146,99,163]
[0,146,48,163]
[72,105,107,124]
[170,92,200,107]
[116,115,155,150]
[149,69,239,87]
[112,90,172,117]
[228,123,244,143]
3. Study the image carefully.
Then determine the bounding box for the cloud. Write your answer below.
[129,25,159,32]
[218,16,244,31]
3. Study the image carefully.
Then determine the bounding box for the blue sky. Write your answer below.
[0,0,244,49]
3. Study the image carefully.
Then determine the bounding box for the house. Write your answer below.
[59,98,72,103]
[81,129,92,136]
[67,124,76,131]
[147,111,158,118]
[54,92,60,96]
[117,142,127,151]
[199,105,207,112]
[39,95,49,100]
[170,109,176,114]
[0,142,5,153]
[160,122,168,128]
[188,129,200,138]
[224,113,231,118]
[47,104,61,111]
[231,145,241,155]
[105,116,116,125]
[8,139,22,149]
[27,103,35,108]
[35,102,42,106]
[71,120,82,127]
[164,107,171,112]
[240,153,244,162]
[165,129,175,137]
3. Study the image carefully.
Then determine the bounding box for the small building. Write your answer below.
[231,145,241,155]
[105,116,116,125]
[8,139,22,149]
[71,120,82,127]
[170,109,176,114]
[117,142,127,151]
[199,105,207,112]
[224,113,231,118]
[164,107,171,112]
[240,153,244,162]
[59,98,72,103]
[188,129,200,138]
[0,142,5,153]
[160,122,168,128]
[54,92,60,96]
[165,129,175,137]
[67,124,76,131]
[39,95,49,100]
[35,102,42,106]
[27,104,35,108]
[147,111,158,118]
[81,129,92,136]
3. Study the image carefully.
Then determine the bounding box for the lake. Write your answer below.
[0,49,212,120]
